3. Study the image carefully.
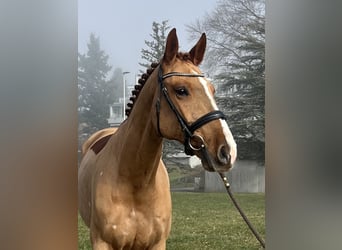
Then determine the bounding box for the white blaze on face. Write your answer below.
[197,75,237,164]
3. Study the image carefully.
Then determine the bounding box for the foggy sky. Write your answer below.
[78,0,217,85]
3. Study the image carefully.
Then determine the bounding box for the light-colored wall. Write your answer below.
[203,160,265,193]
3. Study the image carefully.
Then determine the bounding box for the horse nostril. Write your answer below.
[217,145,231,165]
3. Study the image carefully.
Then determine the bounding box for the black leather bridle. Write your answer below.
[155,65,266,248]
[156,66,227,156]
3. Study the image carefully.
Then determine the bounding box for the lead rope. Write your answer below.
[218,173,266,248]
[200,147,265,249]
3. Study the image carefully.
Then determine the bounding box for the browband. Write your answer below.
[162,72,205,80]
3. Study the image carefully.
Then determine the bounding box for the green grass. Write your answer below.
[167,167,202,188]
[78,214,91,250]
[167,192,265,249]
[78,192,265,249]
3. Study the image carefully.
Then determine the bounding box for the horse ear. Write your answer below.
[189,33,206,66]
[163,28,179,65]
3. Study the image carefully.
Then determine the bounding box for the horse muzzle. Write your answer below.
[186,135,235,172]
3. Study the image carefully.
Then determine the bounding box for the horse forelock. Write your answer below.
[176,52,192,61]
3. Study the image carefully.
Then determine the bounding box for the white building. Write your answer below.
[107,85,134,127]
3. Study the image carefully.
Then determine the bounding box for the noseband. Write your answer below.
[156,66,226,156]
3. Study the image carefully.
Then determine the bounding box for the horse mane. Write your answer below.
[125,62,159,117]
[125,53,192,117]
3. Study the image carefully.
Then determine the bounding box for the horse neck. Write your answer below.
[110,70,162,186]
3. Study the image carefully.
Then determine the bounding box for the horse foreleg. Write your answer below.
[93,241,113,250]
[150,240,167,250]
[90,227,113,250]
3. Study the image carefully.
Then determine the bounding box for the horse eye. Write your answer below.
[175,87,189,97]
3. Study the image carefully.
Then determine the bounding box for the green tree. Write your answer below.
[78,33,113,134]
[139,20,170,72]
[187,0,265,161]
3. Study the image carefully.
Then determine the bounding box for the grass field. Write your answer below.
[78,192,265,249]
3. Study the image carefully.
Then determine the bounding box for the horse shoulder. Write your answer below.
[78,149,98,227]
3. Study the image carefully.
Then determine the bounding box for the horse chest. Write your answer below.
[102,207,166,249]
[92,164,171,248]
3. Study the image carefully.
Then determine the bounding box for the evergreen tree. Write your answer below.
[139,20,170,72]
[78,33,113,134]
[187,0,265,161]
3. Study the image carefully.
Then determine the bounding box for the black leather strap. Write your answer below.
[162,72,205,80]
[189,110,226,133]
[161,86,192,138]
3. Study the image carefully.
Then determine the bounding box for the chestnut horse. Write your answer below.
[78,28,237,250]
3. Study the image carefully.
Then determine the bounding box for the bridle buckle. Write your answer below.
[188,134,205,152]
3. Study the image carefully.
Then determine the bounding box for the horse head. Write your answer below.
[153,28,237,172]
